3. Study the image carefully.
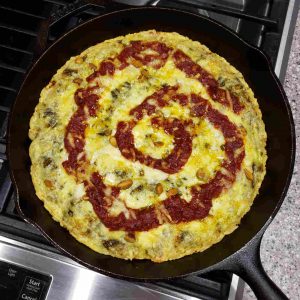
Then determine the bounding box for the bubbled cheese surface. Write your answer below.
[29,30,267,262]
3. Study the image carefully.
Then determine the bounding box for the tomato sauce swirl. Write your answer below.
[62,40,245,232]
[173,50,244,113]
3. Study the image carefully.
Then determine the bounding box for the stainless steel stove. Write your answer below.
[0,0,298,299]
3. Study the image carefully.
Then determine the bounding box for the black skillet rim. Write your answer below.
[7,6,296,281]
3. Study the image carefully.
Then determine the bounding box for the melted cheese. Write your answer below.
[84,58,228,210]
[133,116,174,159]
[29,30,267,262]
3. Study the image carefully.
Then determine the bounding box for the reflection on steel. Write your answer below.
[0,236,200,300]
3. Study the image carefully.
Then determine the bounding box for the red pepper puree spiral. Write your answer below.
[62,41,245,232]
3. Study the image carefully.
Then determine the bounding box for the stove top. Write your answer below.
[0,0,298,299]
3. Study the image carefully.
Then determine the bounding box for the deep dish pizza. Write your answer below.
[29,30,267,262]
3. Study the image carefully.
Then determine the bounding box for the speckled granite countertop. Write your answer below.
[243,9,300,300]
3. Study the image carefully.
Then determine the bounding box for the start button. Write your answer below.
[18,277,45,300]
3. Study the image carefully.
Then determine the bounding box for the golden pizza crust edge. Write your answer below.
[29,30,267,262]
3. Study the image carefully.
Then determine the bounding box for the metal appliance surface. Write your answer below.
[0,235,241,300]
[0,0,298,299]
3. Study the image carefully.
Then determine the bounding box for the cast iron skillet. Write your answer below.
[8,2,295,300]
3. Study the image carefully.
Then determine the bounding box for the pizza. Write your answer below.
[29,30,267,262]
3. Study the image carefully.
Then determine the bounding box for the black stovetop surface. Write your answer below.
[0,0,293,299]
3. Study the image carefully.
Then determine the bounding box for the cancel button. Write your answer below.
[21,294,37,300]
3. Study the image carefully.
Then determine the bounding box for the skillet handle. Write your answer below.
[223,234,288,300]
[35,0,128,59]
